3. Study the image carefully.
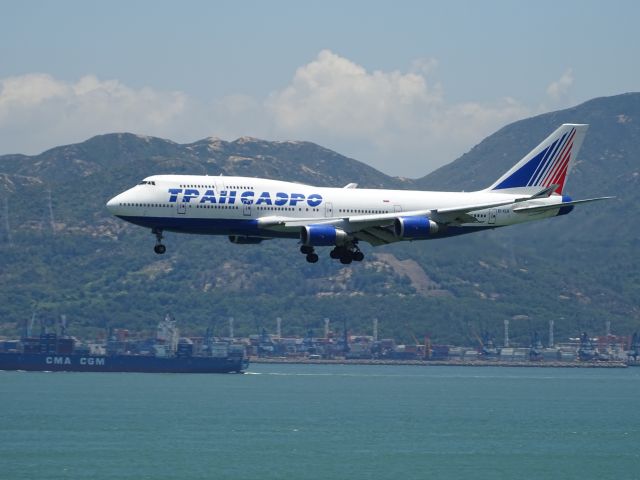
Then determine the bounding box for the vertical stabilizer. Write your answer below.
[486,124,588,194]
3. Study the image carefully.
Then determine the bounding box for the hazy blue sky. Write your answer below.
[1,0,638,177]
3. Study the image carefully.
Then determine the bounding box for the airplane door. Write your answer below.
[394,205,402,213]
[243,202,251,216]
[325,202,333,218]
[177,203,187,215]
[488,209,497,224]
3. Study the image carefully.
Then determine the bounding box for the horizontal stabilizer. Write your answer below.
[513,196,614,213]
[530,184,559,199]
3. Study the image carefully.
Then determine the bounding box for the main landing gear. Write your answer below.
[153,228,166,254]
[300,243,364,264]
[330,246,364,264]
[300,245,319,263]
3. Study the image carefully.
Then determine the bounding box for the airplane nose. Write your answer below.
[106,196,119,214]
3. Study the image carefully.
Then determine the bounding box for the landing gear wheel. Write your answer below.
[353,251,364,262]
[306,253,319,263]
[339,252,353,264]
[330,248,341,259]
[152,228,165,254]
[300,245,314,255]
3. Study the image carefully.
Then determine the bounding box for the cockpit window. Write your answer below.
[138,181,156,185]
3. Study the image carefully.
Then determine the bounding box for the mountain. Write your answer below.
[412,93,639,342]
[0,93,638,345]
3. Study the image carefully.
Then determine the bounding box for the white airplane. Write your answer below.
[106,124,611,264]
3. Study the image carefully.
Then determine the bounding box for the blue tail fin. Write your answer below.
[486,124,588,194]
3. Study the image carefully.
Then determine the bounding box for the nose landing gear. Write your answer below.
[153,228,166,254]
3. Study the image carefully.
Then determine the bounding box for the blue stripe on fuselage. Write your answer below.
[116,215,273,236]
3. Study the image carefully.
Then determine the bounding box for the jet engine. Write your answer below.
[300,225,348,246]
[394,216,439,240]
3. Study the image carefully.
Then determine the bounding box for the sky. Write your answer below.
[1,0,639,178]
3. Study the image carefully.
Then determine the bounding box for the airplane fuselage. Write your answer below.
[107,174,567,240]
[106,124,606,264]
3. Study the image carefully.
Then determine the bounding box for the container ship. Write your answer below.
[0,315,248,374]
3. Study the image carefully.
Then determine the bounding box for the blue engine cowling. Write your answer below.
[394,216,439,239]
[301,225,348,246]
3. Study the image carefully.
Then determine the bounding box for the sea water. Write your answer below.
[1,364,639,480]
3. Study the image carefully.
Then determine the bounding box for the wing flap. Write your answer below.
[345,196,524,227]
[428,197,532,225]
[354,228,396,246]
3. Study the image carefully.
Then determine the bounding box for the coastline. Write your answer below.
[249,357,630,368]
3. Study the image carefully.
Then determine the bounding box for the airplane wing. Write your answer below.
[259,196,533,246]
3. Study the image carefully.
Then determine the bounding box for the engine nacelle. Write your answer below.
[228,235,266,244]
[300,225,348,246]
[394,216,439,240]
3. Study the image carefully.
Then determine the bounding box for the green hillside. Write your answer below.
[1,94,638,345]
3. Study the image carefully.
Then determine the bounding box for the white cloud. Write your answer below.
[263,50,529,176]
[0,53,535,177]
[546,69,574,100]
[264,50,443,138]
[0,73,187,154]
[0,73,67,108]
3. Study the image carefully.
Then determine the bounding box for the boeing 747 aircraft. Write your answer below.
[106,124,611,264]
